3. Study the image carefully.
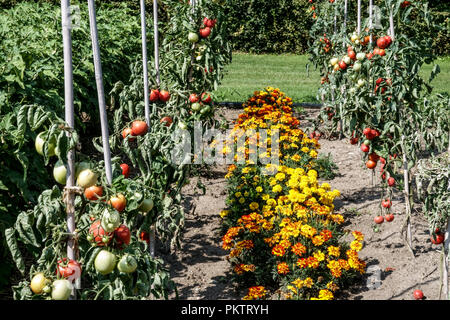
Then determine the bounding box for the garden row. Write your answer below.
[4,0,232,300]
[307,0,449,298]
[219,87,366,300]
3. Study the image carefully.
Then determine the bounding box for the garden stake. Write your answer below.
[357,0,361,35]
[140,0,151,125]
[87,0,113,185]
[61,0,79,297]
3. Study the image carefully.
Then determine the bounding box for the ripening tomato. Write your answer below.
[350,137,359,145]
[109,194,126,212]
[84,185,103,201]
[114,224,131,248]
[189,93,199,103]
[77,169,98,188]
[199,27,211,38]
[120,163,130,178]
[140,231,150,244]
[30,273,50,294]
[387,177,395,187]
[385,213,395,222]
[339,61,347,70]
[131,120,148,136]
[366,160,377,169]
[150,89,160,102]
[201,92,212,104]
[369,153,380,162]
[160,116,173,127]
[159,90,170,102]
[381,199,392,208]
[89,220,112,246]
[377,37,388,49]
[366,52,374,60]
[361,144,370,153]
[56,258,82,282]
[348,50,356,60]
[122,128,135,142]
[431,229,445,245]
[374,216,384,224]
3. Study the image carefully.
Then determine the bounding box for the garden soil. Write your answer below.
[158,107,444,300]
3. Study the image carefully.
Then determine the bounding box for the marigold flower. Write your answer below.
[277,262,290,275]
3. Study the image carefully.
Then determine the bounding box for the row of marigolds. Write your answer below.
[219,88,366,300]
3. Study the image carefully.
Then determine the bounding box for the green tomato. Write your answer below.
[94,250,117,275]
[178,122,188,131]
[356,52,366,61]
[188,32,199,43]
[330,57,339,66]
[53,161,67,185]
[191,102,201,111]
[35,132,56,157]
[51,279,72,300]
[353,61,362,72]
[139,198,154,213]
[76,168,98,188]
[117,255,138,273]
[200,105,211,115]
[101,208,121,233]
[75,162,91,179]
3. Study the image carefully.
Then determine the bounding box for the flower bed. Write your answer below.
[220,87,366,300]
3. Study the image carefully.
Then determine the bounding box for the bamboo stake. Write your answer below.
[61,0,78,297]
[87,0,113,185]
[401,136,414,255]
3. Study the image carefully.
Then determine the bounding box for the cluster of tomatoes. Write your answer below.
[188,16,217,43]
[188,91,213,118]
[319,33,332,53]
[149,88,171,103]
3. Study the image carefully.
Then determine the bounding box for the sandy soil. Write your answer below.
[158,107,445,300]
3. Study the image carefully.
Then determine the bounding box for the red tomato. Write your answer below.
[378,48,386,56]
[387,177,395,187]
[189,93,199,103]
[366,160,377,169]
[199,27,211,38]
[150,89,160,102]
[366,52,374,60]
[339,61,347,70]
[109,194,126,212]
[89,220,112,246]
[114,224,131,248]
[120,163,130,178]
[369,153,380,162]
[140,231,150,244]
[431,229,445,245]
[122,128,135,142]
[381,199,392,208]
[84,185,103,201]
[374,216,384,224]
[201,92,212,104]
[377,37,388,49]
[56,258,82,282]
[360,144,370,153]
[159,90,170,102]
[350,137,359,145]
[385,213,395,222]
[348,50,356,60]
[131,120,148,136]
[160,116,173,127]
[413,290,424,300]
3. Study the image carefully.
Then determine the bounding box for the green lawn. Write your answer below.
[215,53,450,103]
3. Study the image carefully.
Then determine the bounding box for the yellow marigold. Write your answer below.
[277,262,290,275]
[235,192,242,198]
[350,240,363,252]
[291,242,307,256]
[352,230,364,241]
[327,245,340,257]
[303,277,314,288]
[256,186,263,193]
[313,250,325,262]
[315,289,334,300]
[309,150,318,158]
[275,172,286,181]
[272,184,283,193]
[292,278,304,289]
[239,197,246,204]
[301,147,310,153]
[220,210,230,218]
[243,286,266,300]
[249,202,259,210]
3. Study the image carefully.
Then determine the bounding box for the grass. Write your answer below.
[216,52,450,103]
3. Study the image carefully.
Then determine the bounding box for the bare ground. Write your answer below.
[158,107,445,300]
